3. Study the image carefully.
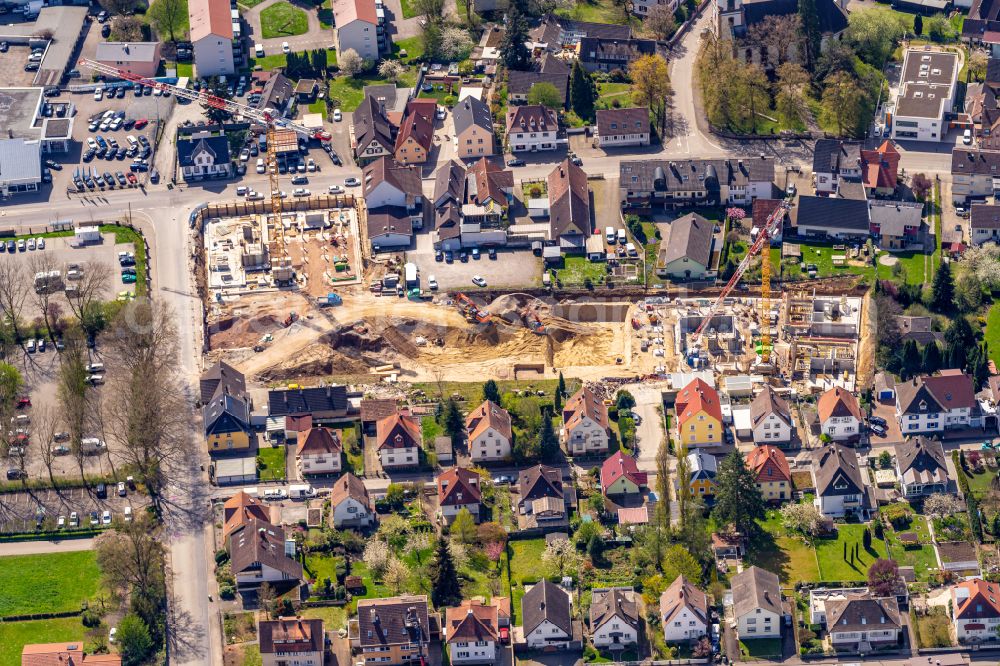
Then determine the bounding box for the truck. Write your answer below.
[288,484,316,499]
[317,292,342,307]
[404,262,418,287]
[382,273,400,288]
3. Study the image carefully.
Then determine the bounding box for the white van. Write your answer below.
[263,488,287,501]
[626,242,638,257]
[86,362,104,373]
[617,229,627,245]
[288,484,316,499]
[255,43,264,57]
[605,226,615,244]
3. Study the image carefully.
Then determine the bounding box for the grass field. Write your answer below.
[555,0,634,25]
[739,638,782,659]
[391,37,425,63]
[260,2,309,38]
[256,445,286,481]
[0,551,100,617]
[308,100,327,114]
[408,378,577,405]
[596,82,633,111]
[751,513,821,584]
[175,62,194,78]
[987,302,1000,369]
[558,255,609,287]
[399,0,417,18]
[0,618,87,666]
[300,604,348,631]
[503,538,555,622]
[815,524,888,582]
[884,516,938,581]
[327,70,418,111]
[775,241,878,282]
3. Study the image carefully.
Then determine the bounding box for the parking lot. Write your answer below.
[405,231,543,291]
[0,486,148,533]
[0,44,44,87]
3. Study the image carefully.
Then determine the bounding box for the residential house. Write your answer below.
[659,575,709,643]
[352,95,396,164]
[577,37,658,73]
[362,157,424,225]
[894,436,949,498]
[684,450,718,500]
[332,0,379,61]
[204,393,251,455]
[657,212,716,280]
[294,79,319,103]
[715,0,847,68]
[227,518,303,590]
[352,596,434,665]
[283,415,312,443]
[254,73,294,118]
[970,203,1000,245]
[793,196,870,240]
[445,599,502,664]
[177,133,231,182]
[506,105,560,153]
[600,450,647,497]
[361,398,398,436]
[521,579,574,650]
[516,464,568,531]
[223,490,272,539]
[869,200,923,250]
[189,0,235,76]
[394,109,433,165]
[619,157,774,210]
[368,206,414,251]
[825,594,901,651]
[95,42,162,78]
[453,96,495,159]
[812,139,863,195]
[891,50,958,142]
[860,141,901,195]
[632,0,678,16]
[952,578,1000,643]
[267,385,350,421]
[813,443,871,518]
[894,316,943,345]
[466,157,514,219]
[296,427,343,476]
[376,410,421,470]
[529,15,632,50]
[895,370,979,434]
[951,148,1000,203]
[259,617,324,666]
[437,467,482,524]
[750,386,793,445]
[507,68,569,107]
[465,400,513,462]
[818,386,863,441]
[547,159,592,253]
[675,378,724,447]
[20,644,121,665]
[329,472,376,529]
[746,445,791,502]
[731,566,782,639]
[595,108,651,148]
[590,587,640,649]
[200,360,246,404]
[562,386,610,455]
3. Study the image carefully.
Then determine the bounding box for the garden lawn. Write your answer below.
[596,82,632,111]
[101,224,148,296]
[308,100,326,114]
[815,524,888,582]
[256,446,286,481]
[752,513,820,584]
[558,255,608,287]
[300,604,348,631]
[260,2,309,39]
[987,302,1000,369]
[0,618,87,666]
[739,638,783,660]
[399,0,417,19]
[175,62,194,78]
[408,378,575,404]
[504,538,552,622]
[776,241,878,282]
[304,553,343,586]
[884,516,937,581]
[0,551,100,617]
[392,37,425,63]
[641,221,661,286]
[555,0,633,25]
[966,468,999,497]
[327,72,418,112]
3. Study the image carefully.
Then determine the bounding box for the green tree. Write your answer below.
[900,339,921,379]
[117,614,154,666]
[774,61,809,127]
[527,82,562,108]
[741,64,771,134]
[798,0,822,68]
[500,6,531,71]
[557,372,566,400]
[968,494,984,542]
[629,54,672,138]
[443,399,465,443]
[820,71,864,136]
[539,412,558,461]
[450,508,477,543]
[931,261,954,312]
[846,7,904,65]
[0,362,23,409]
[615,390,636,412]
[713,450,766,537]
[147,0,188,42]
[921,341,942,374]
[430,538,462,607]
[661,544,702,583]
[482,379,501,405]
[878,450,892,469]
[587,533,604,563]
[569,59,596,122]
[914,13,923,35]
[676,442,693,532]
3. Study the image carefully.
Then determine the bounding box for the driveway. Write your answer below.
[244,0,333,55]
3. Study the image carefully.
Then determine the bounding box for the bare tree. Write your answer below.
[32,404,61,490]
[747,14,803,68]
[95,512,167,598]
[28,253,61,343]
[0,262,29,347]
[97,0,138,17]
[57,332,93,485]
[64,262,111,337]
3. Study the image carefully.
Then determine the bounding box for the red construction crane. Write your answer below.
[687,200,789,367]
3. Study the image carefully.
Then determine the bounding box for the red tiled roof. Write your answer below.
[817,386,862,422]
[860,140,900,190]
[745,445,791,484]
[600,450,647,492]
[676,378,722,424]
[376,411,421,450]
[437,467,482,506]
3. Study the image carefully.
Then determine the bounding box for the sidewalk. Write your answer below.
[0,536,94,556]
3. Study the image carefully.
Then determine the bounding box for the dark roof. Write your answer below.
[203,393,249,436]
[297,427,342,456]
[330,471,371,509]
[894,436,948,482]
[749,385,792,427]
[200,360,246,403]
[433,159,466,208]
[812,139,862,174]
[620,157,775,193]
[660,576,709,627]
[663,212,713,267]
[530,14,631,46]
[596,107,650,138]
[952,148,1000,176]
[394,109,433,153]
[795,195,870,232]
[971,203,1000,230]
[732,566,781,618]
[578,37,657,66]
[522,579,572,636]
[506,104,559,134]
[814,443,864,497]
[988,58,1000,85]
[547,159,590,239]
[742,0,847,33]
[452,95,493,135]
[267,385,348,417]
[368,206,414,240]
[259,617,323,655]
[507,70,569,105]
[896,371,977,415]
[826,595,900,633]
[590,588,639,632]
[257,73,294,113]
[227,518,303,579]
[356,596,431,648]
[437,466,482,506]
[518,464,564,503]
[435,204,462,240]
[361,398,398,423]
[353,95,396,154]
[177,135,230,167]
[363,156,422,200]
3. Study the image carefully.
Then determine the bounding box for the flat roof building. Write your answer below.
[891,49,959,142]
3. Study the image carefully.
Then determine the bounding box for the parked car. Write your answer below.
[344,177,360,186]
[472,275,487,287]
[507,158,525,167]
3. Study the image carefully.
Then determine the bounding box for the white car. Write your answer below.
[293,188,310,197]
[124,505,133,521]
[333,108,342,122]
[256,157,265,174]
[101,510,112,525]
[428,276,438,290]
[344,177,360,187]
[87,137,98,149]
[126,134,138,147]
[93,88,103,101]
[109,627,117,643]
[37,238,45,250]
[282,41,290,54]
[27,238,35,250]
[69,511,79,527]
[964,129,973,145]
[472,275,487,287]
[328,184,343,194]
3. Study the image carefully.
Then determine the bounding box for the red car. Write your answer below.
[134,118,149,130]
[126,172,137,184]
[16,396,31,408]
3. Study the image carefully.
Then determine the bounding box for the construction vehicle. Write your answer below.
[686,201,789,368]
[454,293,491,323]
[77,59,332,287]
[525,306,546,334]
[317,293,342,307]
[283,312,299,327]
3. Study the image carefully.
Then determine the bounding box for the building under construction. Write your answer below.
[780,293,863,392]
[674,312,741,360]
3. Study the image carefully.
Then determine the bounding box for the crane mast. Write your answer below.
[687,201,789,367]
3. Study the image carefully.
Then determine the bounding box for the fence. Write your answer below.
[197,194,358,223]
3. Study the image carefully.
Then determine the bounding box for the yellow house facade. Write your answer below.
[676,379,723,447]
[204,394,251,454]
